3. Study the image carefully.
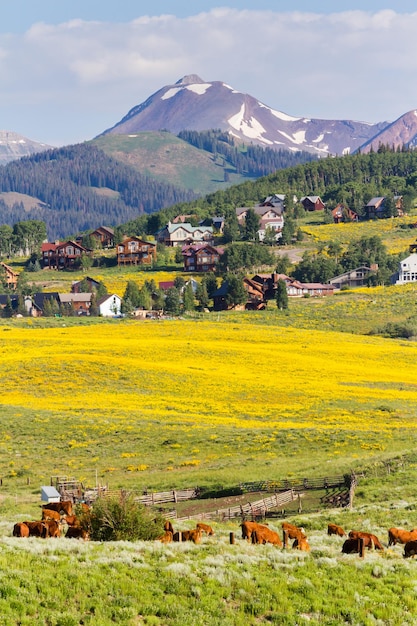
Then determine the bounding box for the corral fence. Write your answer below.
[174,489,301,523]
[239,475,351,493]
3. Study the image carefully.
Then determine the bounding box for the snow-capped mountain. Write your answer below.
[0,131,53,165]
[100,75,389,156]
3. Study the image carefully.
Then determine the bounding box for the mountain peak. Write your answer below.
[176,75,205,86]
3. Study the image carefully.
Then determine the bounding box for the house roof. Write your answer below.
[32,292,59,311]
[159,281,176,291]
[59,293,92,303]
[93,226,114,235]
[97,293,121,306]
[0,294,18,307]
[1,262,18,276]
[366,197,385,207]
[41,242,57,252]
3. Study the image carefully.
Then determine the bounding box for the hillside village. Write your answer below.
[1,186,417,319]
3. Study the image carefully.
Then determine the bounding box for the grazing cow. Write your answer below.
[252,527,282,547]
[158,531,173,543]
[292,534,310,551]
[66,526,89,540]
[24,521,49,538]
[241,521,269,542]
[404,540,417,558]
[43,520,61,538]
[164,520,174,534]
[173,529,202,544]
[388,528,417,547]
[64,515,80,527]
[342,538,362,554]
[282,522,306,540]
[42,509,61,522]
[327,523,346,537]
[42,501,73,516]
[349,530,383,550]
[13,522,29,538]
[196,522,214,536]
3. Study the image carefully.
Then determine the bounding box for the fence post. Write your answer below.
[229,532,235,545]
[298,493,302,513]
[283,529,289,548]
[359,537,365,559]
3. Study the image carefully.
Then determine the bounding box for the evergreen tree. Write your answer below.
[225,274,247,308]
[164,287,181,316]
[196,277,209,309]
[244,208,261,241]
[183,282,195,312]
[123,280,141,309]
[275,279,289,310]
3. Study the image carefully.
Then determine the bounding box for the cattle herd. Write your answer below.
[12,501,90,540]
[11,502,417,559]
[159,519,417,558]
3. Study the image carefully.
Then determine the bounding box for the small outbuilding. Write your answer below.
[41,485,61,504]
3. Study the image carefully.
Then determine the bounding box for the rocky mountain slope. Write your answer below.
[100,74,389,157]
[359,109,417,153]
[0,131,53,165]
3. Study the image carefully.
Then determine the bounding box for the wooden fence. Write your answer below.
[239,475,350,493]
[175,489,301,522]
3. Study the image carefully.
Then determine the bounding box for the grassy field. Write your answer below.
[3,216,417,624]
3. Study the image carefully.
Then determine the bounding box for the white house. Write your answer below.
[97,294,122,317]
[392,253,417,285]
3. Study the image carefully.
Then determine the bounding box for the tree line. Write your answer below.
[178,129,317,177]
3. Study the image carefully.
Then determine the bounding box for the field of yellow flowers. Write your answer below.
[1,315,417,492]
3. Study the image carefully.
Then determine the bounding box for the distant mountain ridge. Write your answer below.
[101,74,390,156]
[0,130,53,165]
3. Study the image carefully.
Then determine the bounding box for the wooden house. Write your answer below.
[71,277,101,293]
[300,196,325,211]
[41,241,89,269]
[59,293,92,315]
[182,243,223,272]
[212,277,266,311]
[329,265,378,289]
[91,226,115,248]
[332,204,359,223]
[116,236,156,266]
[0,262,18,289]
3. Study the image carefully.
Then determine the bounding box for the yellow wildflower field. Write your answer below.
[1,319,417,490]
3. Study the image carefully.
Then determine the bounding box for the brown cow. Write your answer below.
[349,530,383,550]
[282,522,306,540]
[292,533,310,551]
[342,538,363,554]
[327,523,346,537]
[241,521,269,542]
[164,520,174,534]
[388,528,417,547]
[173,529,202,544]
[404,540,417,558]
[13,522,29,537]
[24,521,49,538]
[64,515,80,527]
[196,522,214,536]
[43,520,61,538]
[66,526,89,540]
[252,527,282,547]
[42,501,73,516]
[42,509,61,522]
[158,531,173,543]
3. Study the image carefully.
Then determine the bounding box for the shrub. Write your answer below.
[89,494,163,541]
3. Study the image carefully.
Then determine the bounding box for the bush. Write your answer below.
[89,494,163,541]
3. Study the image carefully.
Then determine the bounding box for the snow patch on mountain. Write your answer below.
[186,83,211,95]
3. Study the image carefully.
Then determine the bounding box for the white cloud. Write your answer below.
[0,8,416,144]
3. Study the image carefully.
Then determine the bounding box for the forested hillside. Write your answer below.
[177,130,317,177]
[119,147,417,237]
[0,144,196,239]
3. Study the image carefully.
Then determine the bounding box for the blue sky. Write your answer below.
[0,2,416,145]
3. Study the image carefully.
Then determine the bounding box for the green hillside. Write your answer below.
[91,132,250,195]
